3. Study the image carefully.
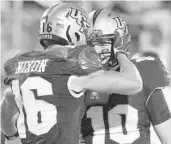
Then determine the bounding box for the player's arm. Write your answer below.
[146,89,171,144]
[83,53,142,95]
[0,87,20,142]
[141,57,171,144]
[70,31,142,95]
[154,119,171,144]
[68,53,142,95]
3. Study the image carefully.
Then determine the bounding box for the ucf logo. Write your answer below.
[90,92,99,100]
[68,8,91,33]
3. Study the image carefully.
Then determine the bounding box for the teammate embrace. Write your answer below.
[1,2,171,144]
[81,9,171,144]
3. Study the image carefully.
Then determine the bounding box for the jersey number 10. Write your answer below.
[87,105,140,144]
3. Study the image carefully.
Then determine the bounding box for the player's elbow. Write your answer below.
[127,69,143,95]
[129,73,143,95]
[120,77,143,95]
[134,74,143,94]
[128,80,143,95]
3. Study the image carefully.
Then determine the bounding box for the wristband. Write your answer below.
[4,131,19,140]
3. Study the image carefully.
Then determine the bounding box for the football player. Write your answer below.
[1,3,143,144]
[81,9,171,144]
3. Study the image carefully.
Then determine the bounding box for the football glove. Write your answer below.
[99,31,131,70]
[114,30,131,58]
[78,46,102,73]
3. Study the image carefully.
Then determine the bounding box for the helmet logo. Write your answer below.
[114,17,124,29]
[68,8,91,33]
[113,17,128,36]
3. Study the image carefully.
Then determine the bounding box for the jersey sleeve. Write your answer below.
[4,60,13,85]
[4,58,19,85]
[67,45,102,74]
[133,57,170,95]
[146,89,171,126]
[49,45,102,76]
[133,57,171,125]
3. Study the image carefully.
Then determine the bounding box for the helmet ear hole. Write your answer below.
[39,36,69,49]
[75,32,80,41]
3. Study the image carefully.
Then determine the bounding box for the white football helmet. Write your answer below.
[38,3,91,49]
[89,9,129,67]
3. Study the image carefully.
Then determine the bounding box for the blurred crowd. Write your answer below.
[1,1,171,144]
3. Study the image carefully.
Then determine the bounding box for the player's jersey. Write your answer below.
[81,56,171,144]
[4,46,89,144]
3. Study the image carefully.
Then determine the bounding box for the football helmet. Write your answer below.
[88,9,129,68]
[38,3,91,49]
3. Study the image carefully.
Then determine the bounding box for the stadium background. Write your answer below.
[1,1,171,144]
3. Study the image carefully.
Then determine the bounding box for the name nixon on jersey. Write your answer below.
[15,59,48,74]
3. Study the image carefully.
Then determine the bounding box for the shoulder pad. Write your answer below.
[45,45,73,59]
[47,45,94,75]
[132,56,170,92]
[7,50,33,62]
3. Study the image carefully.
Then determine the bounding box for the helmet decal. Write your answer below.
[45,3,61,22]
[113,17,128,36]
[67,8,91,33]
[92,9,103,26]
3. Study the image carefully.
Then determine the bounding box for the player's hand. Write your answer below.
[1,100,19,137]
[0,87,19,137]
[114,30,131,58]
[78,46,102,73]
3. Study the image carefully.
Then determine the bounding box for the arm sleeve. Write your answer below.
[147,89,171,126]
[4,59,18,86]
